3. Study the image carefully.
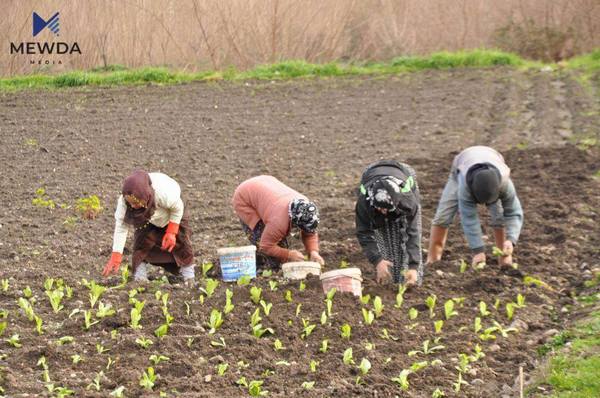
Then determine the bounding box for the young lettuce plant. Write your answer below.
[207,309,224,334]
[373,296,384,318]
[425,294,437,318]
[492,321,518,337]
[340,323,352,339]
[505,302,516,321]
[135,337,153,349]
[391,369,411,391]
[200,278,219,299]
[362,308,375,325]
[201,262,214,278]
[217,362,229,376]
[269,281,278,291]
[259,300,272,316]
[96,302,116,318]
[516,294,526,308]
[360,294,371,305]
[300,318,316,339]
[444,300,458,320]
[250,286,262,305]
[139,367,157,391]
[83,310,100,330]
[408,307,419,320]
[342,347,354,365]
[45,288,64,313]
[273,339,285,351]
[408,339,445,356]
[129,300,145,329]
[224,288,234,314]
[319,339,329,353]
[86,280,106,309]
[395,285,407,308]
[479,301,491,317]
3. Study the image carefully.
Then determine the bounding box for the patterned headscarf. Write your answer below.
[122,170,156,227]
[289,198,320,233]
[366,176,417,215]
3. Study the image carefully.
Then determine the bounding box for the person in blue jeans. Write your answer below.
[426,146,523,267]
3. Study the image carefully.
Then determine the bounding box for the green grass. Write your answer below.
[528,309,600,397]
[1,48,598,91]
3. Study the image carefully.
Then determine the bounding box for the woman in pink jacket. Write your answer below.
[232,175,324,270]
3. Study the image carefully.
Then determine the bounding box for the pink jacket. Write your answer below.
[232,175,319,260]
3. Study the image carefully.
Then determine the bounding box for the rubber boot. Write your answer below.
[426,226,449,264]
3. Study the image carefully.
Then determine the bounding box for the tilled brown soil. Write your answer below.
[0,68,599,397]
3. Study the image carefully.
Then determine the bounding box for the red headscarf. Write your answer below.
[122,170,156,227]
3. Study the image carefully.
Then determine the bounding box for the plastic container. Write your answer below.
[320,268,363,296]
[217,245,257,282]
[282,261,322,280]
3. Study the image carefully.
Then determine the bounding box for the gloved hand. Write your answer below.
[161,222,179,252]
[309,251,325,266]
[102,252,123,277]
[287,249,305,262]
[376,259,393,284]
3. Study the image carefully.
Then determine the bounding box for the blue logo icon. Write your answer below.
[33,12,60,37]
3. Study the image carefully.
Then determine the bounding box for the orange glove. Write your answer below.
[102,252,123,277]
[161,222,179,252]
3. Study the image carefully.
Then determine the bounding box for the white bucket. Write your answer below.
[320,268,363,296]
[282,261,322,280]
[216,245,257,282]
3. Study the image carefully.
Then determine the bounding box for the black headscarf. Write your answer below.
[122,170,156,227]
[366,176,417,216]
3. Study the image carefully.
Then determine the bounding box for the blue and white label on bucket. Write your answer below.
[219,251,256,282]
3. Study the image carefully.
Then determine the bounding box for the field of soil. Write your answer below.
[0,67,599,397]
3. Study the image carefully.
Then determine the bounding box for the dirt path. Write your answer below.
[0,68,598,397]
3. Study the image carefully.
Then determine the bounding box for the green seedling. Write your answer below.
[470,344,485,361]
[250,308,262,328]
[252,323,274,338]
[340,259,349,268]
[273,339,285,351]
[432,388,445,397]
[135,337,153,349]
[106,357,115,371]
[473,261,486,271]
[523,275,551,290]
[18,297,35,321]
[75,195,102,219]
[45,288,65,313]
[84,310,99,330]
[326,298,333,316]
[391,369,411,391]
[217,362,229,376]
[34,315,44,335]
[224,289,234,314]
[130,300,145,329]
[494,298,501,309]
[479,326,498,341]
[408,339,445,356]
[474,317,482,333]
[410,361,429,372]
[326,288,336,300]
[452,372,469,392]
[479,301,491,317]
[299,280,306,292]
[96,302,116,318]
[320,310,327,325]
[373,296,384,318]
[459,259,468,273]
[425,294,437,318]
[210,337,226,347]
[493,321,518,337]
[110,329,118,339]
[262,269,273,277]
[208,309,224,334]
[187,337,194,347]
[150,355,169,365]
[516,294,526,308]
[301,318,316,339]
[340,323,351,339]
[110,386,125,397]
[237,275,252,286]
[201,278,219,298]
[492,246,505,257]
[362,308,375,325]
[408,307,419,320]
[250,286,262,304]
[87,281,106,308]
[23,286,33,298]
[269,281,278,291]
[343,347,354,365]
[87,370,104,391]
[302,381,315,390]
[284,290,293,302]
[248,379,268,396]
[32,188,55,209]
[295,303,302,317]
[395,285,407,308]
[71,354,82,364]
[444,300,458,320]
[506,302,516,320]
[365,342,374,350]
[358,358,371,375]
[201,262,214,278]
[319,339,329,353]
[0,321,7,337]
[380,328,399,340]
[96,343,109,354]
[154,323,169,339]
[360,294,371,305]
[260,300,272,316]
[6,334,22,347]
[139,367,156,391]
[57,336,74,345]
[310,359,319,372]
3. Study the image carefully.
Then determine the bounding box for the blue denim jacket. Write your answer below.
[457,173,523,252]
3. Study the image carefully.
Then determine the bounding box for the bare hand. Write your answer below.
[500,240,513,266]
[404,269,418,285]
[376,259,393,284]
[472,252,486,268]
[287,250,305,262]
[309,251,324,266]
